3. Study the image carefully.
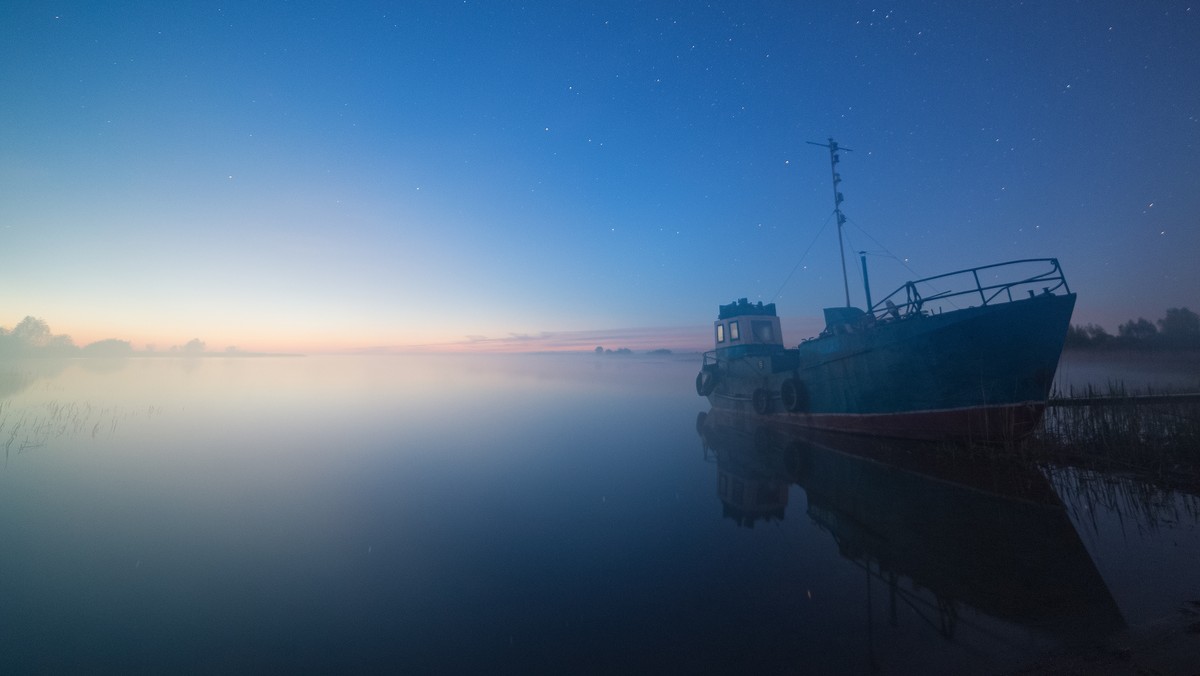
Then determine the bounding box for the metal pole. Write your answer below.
[860,251,872,311]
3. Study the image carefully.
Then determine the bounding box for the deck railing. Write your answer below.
[868,258,1070,320]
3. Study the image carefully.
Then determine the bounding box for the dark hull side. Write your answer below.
[706,292,1076,442]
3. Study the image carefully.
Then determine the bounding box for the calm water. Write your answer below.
[2,354,1198,674]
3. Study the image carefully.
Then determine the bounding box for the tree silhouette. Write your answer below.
[1118,318,1157,343]
[11,316,53,347]
[0,316,77,355]
[1158,307,1200,348]
[182,338,207,353]
[1068,307,1199,350]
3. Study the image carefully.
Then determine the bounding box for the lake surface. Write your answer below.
[2,354,1198,674]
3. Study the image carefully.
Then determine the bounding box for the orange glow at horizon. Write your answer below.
[18,311,838,356]
[50,318,723,355]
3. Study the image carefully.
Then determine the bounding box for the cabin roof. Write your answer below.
[718,298,777,320]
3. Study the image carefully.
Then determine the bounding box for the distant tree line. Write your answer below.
[1065,307,1200,350]
[0,316,208,357]
[594,346,674,355]
[595,346,634,355]
[0,316,132,357]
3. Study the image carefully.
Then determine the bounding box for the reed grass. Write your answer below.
[1027,382,1200,495]
[0,398,137,468]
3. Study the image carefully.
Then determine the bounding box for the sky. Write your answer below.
[2,1,1197,353]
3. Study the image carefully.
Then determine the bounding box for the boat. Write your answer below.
[695,140,1076,442]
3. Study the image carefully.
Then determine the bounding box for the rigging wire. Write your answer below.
[844,215,961,311]
[771,209,836,303]
[844,216,922,279]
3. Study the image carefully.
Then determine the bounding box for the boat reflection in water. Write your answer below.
[697,407,1125,664]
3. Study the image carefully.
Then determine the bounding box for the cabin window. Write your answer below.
[753,320,774,343]
[729,321,740,341]
[716,323,725,343]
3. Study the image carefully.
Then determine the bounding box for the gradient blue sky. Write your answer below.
[2,1,1197,352]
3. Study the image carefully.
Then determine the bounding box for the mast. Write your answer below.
[859,251,873,310]
[807,138,853,307]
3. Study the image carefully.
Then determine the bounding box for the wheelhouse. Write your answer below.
[714,298,783,351]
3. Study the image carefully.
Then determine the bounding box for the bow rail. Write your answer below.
[870,258,1070,320]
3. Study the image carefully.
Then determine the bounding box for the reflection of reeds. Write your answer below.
[1044,465,1200,534]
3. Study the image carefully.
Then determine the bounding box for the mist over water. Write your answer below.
[1,354,1197,674]
[1054,349,1200,393]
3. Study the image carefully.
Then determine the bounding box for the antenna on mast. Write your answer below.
[806,138,853,308]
